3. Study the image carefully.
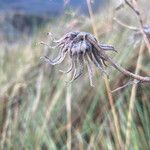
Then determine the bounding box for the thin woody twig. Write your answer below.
[113,17,139,31]
[86,0,122,148]
[111,80,139,93]
[124,0,150,54]
[124,0,140,15]
[87,37,150,83]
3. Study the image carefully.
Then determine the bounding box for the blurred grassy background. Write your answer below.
[0,0,150,149]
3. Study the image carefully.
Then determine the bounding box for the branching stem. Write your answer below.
[87,37,150,83]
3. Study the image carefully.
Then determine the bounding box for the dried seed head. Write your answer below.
[41,31,116,86]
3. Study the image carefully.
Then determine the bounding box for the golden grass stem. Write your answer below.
[88,135,95,150]
[0,101,11,149]
[31,68,43,116]
[86,0,122,148]
[86,0,98,38]
[35,85,63,149]
[125,40,145,150]
[113,17,138,31]
[104,76,122,147]
[66,83,72,150]
[31,45,49,116]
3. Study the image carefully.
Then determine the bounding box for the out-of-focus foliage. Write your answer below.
[0,0,150,149]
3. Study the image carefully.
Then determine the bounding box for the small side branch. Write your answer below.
[107,57,150,83]
[113,17,139,31]
[112,80,139,93]
[87,37,150,83]
[124,0,150,54]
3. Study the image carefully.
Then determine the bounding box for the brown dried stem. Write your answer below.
[124,0,150,54]
[87,37,150,83]
[111,80,139,93]
[125,39,145,150]
[86,0,122,148]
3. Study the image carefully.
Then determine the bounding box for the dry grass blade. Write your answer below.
[31,44,49,116]
[35,85,64,149]
[86,0,122,148]
[66,79,72,150]
[31,68,43,116]
[125,40,145,150]
[0,98,11,149]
